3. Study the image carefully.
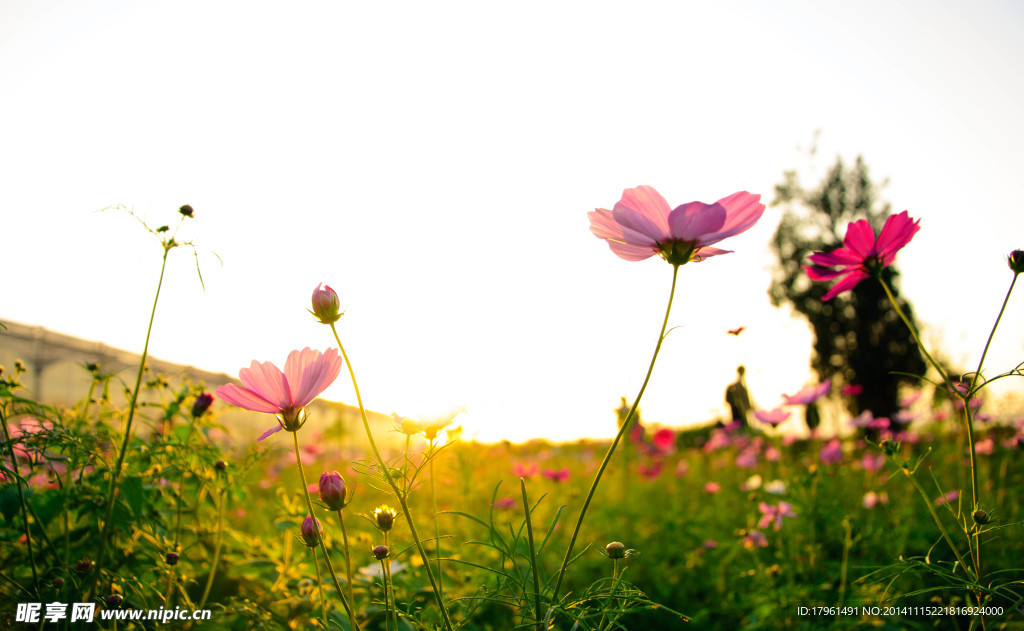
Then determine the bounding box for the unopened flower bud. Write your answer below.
[192,393,214,418]
[605,541,626,559]
[972,509,992,525]
[156,225,169,233]
[300,514,322,548]
[373,545,389,560]
[374,505,397,533]
[1008,250,1024,275]
[311,283,342,324]
[166,552,179,565]
[319,471,347,510]
[214,460,227,471]
[179,204,194,217]
[106,594,123,608]
[51,577,64,589]
[76,558,93,575]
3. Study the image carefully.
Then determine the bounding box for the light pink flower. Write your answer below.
[674,460,689,478]
[782,379,831,406]
[757,501,797,531]
[819,439,843,465]
[935,490,960,507]
[493,496,516,510]
[513,462,539,478]
[743,530,768,549]
[972,438,994,456]
[589,186,765,265]
[862,491,889,509]
[899,391,923,408]
[754,407,791,427]
[215,347,342,441]
[542,467,570,483]
[805,211,921,301]
[637,460,663,480]
[704,481,721,494]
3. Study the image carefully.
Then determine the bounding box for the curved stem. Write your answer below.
[328,323,453,631]
[313,547,328,626]
[549,263,680,610]
[197,488,226,610]
[291,430,359,629]
[336,509,357,626]
[968,274,1017,397]
[91,246,170,597]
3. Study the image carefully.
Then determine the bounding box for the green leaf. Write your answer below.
[0,484,31,523]
[121,475,145,518]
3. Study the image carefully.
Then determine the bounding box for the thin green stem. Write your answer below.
[291,430,359,629]
[167,414,200,604]
[379,557,392,631]
[92,246,170,597]
[328,323,453,631]
[336,510,357,628]
[902,468,972,578]
[0,406,39,593]
[597,559,625,631]
[968,273,1017,397]
[876,276,987,590]
[197,488,226,610]
[549,263,680,610]
[521,478,543,631]
[431,447,443,612]
[313,546,328,627]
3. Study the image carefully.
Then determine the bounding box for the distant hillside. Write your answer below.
[0,318,397,449]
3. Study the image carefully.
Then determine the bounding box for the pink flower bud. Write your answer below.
[1009,250,1024,275]
[300,514,322,548]
[319,471,347,510]
[311,283,342,324]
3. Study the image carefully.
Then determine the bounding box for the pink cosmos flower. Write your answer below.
[819,439,843,465]
[743,530,768,549]
[542,467,570,483]
[215,347,343,441]
[805,211,921,301]
[513,462,539,478]
[754,407,791,427]
[703,481,721,494]
[757,501,797,531]
[782,379,831,406]
[862,491,889,509]
[652,428,676,454]
[588,186,765,265]
[493,496,516,510]
[935,490,960,507]
[637,460,663,480]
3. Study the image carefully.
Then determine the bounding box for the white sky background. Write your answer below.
[1,0,1022,442]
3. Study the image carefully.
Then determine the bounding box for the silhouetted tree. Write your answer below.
[770,155,926,419]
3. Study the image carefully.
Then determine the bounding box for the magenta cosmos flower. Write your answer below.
[805,211,921,301]
[588,186,765,265]
[215,347,342,441]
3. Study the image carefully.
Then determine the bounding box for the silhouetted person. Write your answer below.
[725,366,752,430]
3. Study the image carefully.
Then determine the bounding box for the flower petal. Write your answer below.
[692,246,732,261]
[821,269,869,301]
[613,186,672,237]
[257,425,283,441]
[589,209,658,249]
[215,383,281,414]
[875,211,920,265]
[807,247,862,268]
[285,347,342,408]
[698,192,766,245]
[607,239,658,261]
[667,202,726,241]
[804,264,850,281]
[842,219,876,259]
[239,360,291,409]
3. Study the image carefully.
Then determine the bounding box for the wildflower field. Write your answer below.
[2,193,1022,630]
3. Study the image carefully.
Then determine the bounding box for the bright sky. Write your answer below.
[2,1,1022,442]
